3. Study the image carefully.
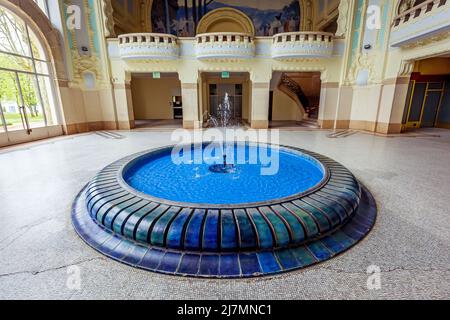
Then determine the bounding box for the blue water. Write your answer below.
[124,144,325,205]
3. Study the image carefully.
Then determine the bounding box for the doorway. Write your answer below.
[403,73,449,130]
[200,72,250,126]
[209,83,243,120]
[130,73,183,129]
[269,71,321,128]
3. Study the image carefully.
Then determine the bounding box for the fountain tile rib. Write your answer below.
[270,205,306,244]
[89,191,129,215]
[259,207,290,248]
[103,198,143,228]
[134,205,169,243]
[313,193,350,220]
[202,210,220,251]
[247,209,273,250]
[289,201,328,234]
[111,200,150,233]
[234,209,257,250]
[282,202,319,238]
[220,210,238,250]
[166,208,193,249]
[86,188,124,210]
[184,209,206,251]
[304,196,346,224]
[316,190,355,214]
[150,207,181,247]
[96,194,136,224]
[121,202,158,237]
[86,182,120,196]
[72,145,377,278]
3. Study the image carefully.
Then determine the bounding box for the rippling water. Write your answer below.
[124,144,325,205]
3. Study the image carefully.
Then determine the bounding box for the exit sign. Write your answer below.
[221,71,230,79]
[152,72,161,79]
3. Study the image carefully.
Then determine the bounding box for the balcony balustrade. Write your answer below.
[118,33,180,60]
[391,0,450,47]
[195,32,255,60]
[271,32,334,59]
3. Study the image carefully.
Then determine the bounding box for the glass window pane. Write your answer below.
[0,7,31,57]
[34,60,49,75]
[0,70,25,131]
[33,0,50,18]
[0,108,5,133]
[38,76,56,125]
[0,51,34,72]
[28,26,47,61]
[18,73,45,129]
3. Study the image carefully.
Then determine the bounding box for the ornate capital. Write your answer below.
[398,60,415,77]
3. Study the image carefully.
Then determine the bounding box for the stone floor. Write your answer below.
[0,128,449,300]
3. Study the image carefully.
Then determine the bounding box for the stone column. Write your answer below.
[250,82,271,129]
[181,83,200,129]
[113,80,134,130]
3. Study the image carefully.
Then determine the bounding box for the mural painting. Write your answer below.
[151,0,301,36]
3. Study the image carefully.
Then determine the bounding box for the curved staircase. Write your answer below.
[278,73,319,121]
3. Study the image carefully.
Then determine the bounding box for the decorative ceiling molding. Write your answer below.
[102,0,116,38]
[336,0,350,38]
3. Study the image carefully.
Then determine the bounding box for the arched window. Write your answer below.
[32,0,50,18]
[0,5,58,134]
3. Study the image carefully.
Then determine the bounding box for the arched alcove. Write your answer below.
[196,8,255,35]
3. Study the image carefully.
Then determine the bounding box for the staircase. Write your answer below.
[297,118,320,129]
[278,73,319,119]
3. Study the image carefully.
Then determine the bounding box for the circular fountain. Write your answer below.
[71,142,377,278]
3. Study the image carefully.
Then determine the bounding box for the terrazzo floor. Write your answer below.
[0,128,449,299]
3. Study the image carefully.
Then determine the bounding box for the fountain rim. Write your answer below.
[117,141,331,209]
